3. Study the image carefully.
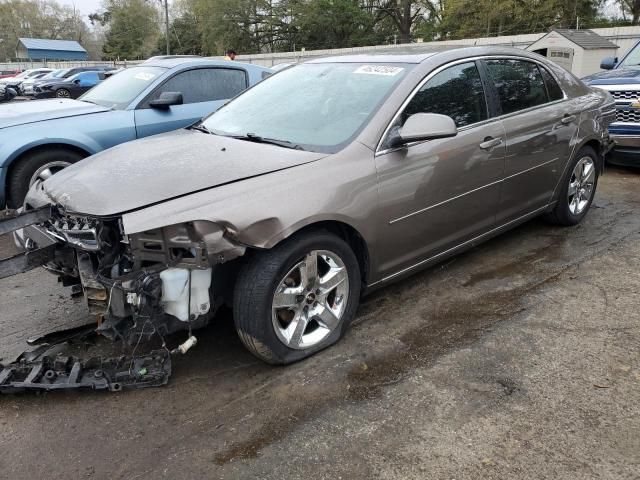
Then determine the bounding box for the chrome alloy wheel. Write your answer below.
[568,156,596,216]
[29,161,72,187]
[272,250,350,350]
[56,89,71,98]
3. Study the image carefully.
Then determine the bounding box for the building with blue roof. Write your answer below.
[16,38,88,61]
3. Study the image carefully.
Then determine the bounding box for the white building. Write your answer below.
[527,29,619,77]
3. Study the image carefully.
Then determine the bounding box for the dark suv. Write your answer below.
[582,40,640,166]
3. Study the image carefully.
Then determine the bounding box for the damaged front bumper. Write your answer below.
[0,205,246,393]
[0,348,171,393]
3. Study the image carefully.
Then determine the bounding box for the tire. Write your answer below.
[544,146,599,226]
[7,148,84,208]
[56,88,71,98]
[233,230,361,365]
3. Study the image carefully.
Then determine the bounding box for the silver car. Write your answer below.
[20,47,615,365]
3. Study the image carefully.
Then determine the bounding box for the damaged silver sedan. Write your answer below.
[10,47,614,370]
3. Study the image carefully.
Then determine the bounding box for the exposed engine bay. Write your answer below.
[0,205,247,393]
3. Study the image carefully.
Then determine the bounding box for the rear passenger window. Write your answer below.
[539,66,564,101]
[402,62,488,128]
[485,59,548,114]
[147,68,247,106]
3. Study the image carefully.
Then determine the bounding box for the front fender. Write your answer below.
[121,142,379,271]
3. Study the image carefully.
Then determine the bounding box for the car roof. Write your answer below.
[308,53,440,64]
[141,57,271,71]
[307,46,545,64]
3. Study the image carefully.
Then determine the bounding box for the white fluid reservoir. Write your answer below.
[160,268,212,322]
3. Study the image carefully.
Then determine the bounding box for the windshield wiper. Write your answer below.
[230,133,304,150]
[189,123,213,135]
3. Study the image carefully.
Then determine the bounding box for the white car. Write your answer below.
[0,68,53,93]
[19,71,57,95]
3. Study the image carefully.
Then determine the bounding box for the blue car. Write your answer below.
[582,40,640,166]
[0,57,272,208]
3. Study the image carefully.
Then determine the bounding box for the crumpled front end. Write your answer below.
[14,204,247,345]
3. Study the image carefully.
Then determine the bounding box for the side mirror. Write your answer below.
[388,113,458,148]
[600,57,617,70]
[73,79,81,85]
[149,91,183,109]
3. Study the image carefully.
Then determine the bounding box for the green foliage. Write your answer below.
[156,10,204,55]
[100,0,161,60]
[439,0,607,39]
[1,0,627,61]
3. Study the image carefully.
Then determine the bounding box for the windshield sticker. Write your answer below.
[354,65,404,76]
[133,72,156,81]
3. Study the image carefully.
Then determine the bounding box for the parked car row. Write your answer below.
[7,48,615,366]
[0,68,53,92]
[0,65,117,98]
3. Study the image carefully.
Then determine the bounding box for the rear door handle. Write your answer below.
[561,115,576,125]
[479,137,503,150]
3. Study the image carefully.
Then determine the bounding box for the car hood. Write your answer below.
[0,99,110,129]
[41,129,328,216]
[582,67,640,85]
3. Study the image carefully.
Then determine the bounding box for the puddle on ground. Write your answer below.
[213,266,563,465]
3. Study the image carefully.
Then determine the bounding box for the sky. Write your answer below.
[56,0,104,18]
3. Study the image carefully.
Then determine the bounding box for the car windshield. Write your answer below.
[79,66,165,109]
[619,44,640,67]
[202,62,411,153]
[44,70,66,79]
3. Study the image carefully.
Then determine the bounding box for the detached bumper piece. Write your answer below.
[0,350,171,394]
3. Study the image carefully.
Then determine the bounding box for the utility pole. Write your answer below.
[163,0,170,55]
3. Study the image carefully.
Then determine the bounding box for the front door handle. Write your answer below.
[561,114,576,125]
[479,137,503,150]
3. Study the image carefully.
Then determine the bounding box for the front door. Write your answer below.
[134,67,249,139]
[374,61,506,279]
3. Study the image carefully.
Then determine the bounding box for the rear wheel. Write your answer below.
[7,148,84,208]
[544,146,599,226]
[233,231,361,364]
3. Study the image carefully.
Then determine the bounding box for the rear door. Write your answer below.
[134,67,248,138]
[482,58,580,223]
[374,61,506,278]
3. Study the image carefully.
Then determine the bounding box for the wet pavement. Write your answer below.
[0,166,639,479]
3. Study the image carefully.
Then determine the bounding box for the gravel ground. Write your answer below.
[0,166,638,479]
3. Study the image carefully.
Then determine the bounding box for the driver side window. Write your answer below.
[401,62,489,128]
[142,68,248,108]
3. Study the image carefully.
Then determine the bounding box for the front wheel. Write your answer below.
[544,146,599,226]
[7,148,84,208]
[56,88,71,98]
[233,231,361,364]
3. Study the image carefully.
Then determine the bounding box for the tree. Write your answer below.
[92,0,161,60]
[438,0,606,39]
[374,0,428,43]
[618,0,640,23]
[0,0,92,61]
[156,9,204,55]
